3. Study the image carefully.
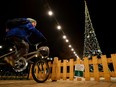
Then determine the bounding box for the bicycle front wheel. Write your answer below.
[32,59,50,83]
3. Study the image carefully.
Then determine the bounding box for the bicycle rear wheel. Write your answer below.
[32,59,50,83]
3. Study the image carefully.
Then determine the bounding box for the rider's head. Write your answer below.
[27,18,37,27]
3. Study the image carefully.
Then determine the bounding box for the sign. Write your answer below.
[74,64,84,77]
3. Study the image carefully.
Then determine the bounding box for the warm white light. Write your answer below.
[65,39,69,42]
[0,45,2,49]
[75,54,77,56]
[71,48,74,51]
[35,54,38,57]
[73,51,76,54]
[9,48,13,51]
[77,56,79,58]
[68,45,71,48]
[57,25,61,30]
[48,10,53,16]
[76,56,79,58]
[63,35,66,39]
[75,54,79,58]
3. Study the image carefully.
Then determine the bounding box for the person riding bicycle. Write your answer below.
[4,18,47,67]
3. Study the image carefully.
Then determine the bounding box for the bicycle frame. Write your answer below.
[0,51,15,59]
[0,42,48,61]
[23,50,41,61]
[0,44,50,83]
[0,47,39,61]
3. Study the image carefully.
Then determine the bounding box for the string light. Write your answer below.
[71,48,74,51]
[57,25,61,30]
[48,10,53,16]
[62,35,66,39]
[0,45,2,49]
[45,0,80,59]
[65,39,69,43]
[68,45,72,48]
[35,54,38,57]
[9,48,13,51]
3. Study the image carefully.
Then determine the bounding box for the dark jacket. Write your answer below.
[6,18,47,44]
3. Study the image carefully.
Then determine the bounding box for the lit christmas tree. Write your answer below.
[83,0,102,59]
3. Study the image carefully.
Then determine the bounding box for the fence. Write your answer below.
[28,54,116,81]
[1,54,116,81]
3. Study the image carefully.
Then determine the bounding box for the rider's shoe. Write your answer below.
[4,56,15,67]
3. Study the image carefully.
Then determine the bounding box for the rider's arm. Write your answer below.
[25,23,47,43]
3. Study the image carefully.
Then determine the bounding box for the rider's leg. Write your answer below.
[4,56,15,66]
[4,37,29,66]
[14,40,29,60]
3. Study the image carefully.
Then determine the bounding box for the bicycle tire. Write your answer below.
[32,59,50,83]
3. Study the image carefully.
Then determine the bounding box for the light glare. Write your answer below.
[48,10,53,16]
[0,45,2,49]
[57,25,61,30]
[69,45,71,48]
[9,48,13,51]
[63,35,66,39]
[66,39,69,42]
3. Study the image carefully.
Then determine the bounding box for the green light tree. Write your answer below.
[83,0,102,59]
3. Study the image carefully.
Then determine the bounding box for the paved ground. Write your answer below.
[0,79,116,87]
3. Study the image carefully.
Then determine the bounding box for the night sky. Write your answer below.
[0,0,116,59]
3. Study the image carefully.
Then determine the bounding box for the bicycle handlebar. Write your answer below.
[34,42,42,50]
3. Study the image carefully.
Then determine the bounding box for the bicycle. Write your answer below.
[0,42,51,83]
